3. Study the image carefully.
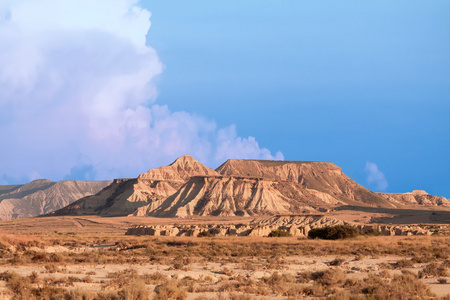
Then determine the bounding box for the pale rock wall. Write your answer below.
[126,215,441,237]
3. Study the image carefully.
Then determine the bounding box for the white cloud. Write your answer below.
[215,125,284,162]
[0,0,282,183]
[365,161,388,191]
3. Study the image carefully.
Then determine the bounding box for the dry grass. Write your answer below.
[0,220,449,299]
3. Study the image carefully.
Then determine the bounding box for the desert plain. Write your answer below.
[0,207,449,300]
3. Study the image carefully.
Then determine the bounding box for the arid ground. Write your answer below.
[0,212,449,299]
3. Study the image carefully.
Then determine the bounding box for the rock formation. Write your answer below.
[377,190,450,207]
[52,155,449,218]
[53,155,220,217]
[125,214,439,237]
[0,179,111,220]
[147,159,393,217]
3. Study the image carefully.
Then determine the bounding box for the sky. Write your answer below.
[0,0,449,197]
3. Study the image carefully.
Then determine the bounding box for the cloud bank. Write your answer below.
[365,162,388,191]
[0,0,282,183]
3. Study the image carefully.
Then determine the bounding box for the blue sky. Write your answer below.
[0,0,449,197]
[142,1,450,196]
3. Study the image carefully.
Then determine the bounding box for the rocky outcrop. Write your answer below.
[147,159,394,218]
[0,179,111,220]
[149,176,294,218]
[53,155,219,217]
[52,178,183,216]
[53,155,448,218]
[125,215,439,237]
[138,155,220,181]
[216,159,393,207]
[377,190,450,207]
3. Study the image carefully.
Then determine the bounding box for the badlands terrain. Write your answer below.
[0,180,111,220]
[0,155,448,299]
[0,215,449,299]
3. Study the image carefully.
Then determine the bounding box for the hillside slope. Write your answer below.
[52,156,448,219]
[148,159,393,217]
[0,179,111,220]
[377,190,450,207]
[53,155,220,217]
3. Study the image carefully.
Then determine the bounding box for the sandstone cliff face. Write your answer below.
[216,160,392,207]
[149,176,292,218]
[0,179,111,220]
[142,159,394,218]
[53,155,446,219]
[54,155,219,217]
[377,190,450,207]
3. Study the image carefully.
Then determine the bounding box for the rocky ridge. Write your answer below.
[53,155,449,218]
[145,159,394,218]
[126,214,439,237]
[0,179,111,220]
[377,190,450,207]
[53,155,220,217]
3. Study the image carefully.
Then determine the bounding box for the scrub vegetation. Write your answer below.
[0,231,449,299]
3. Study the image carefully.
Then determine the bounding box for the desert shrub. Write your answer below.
[363,273,435,299]
[260,272,298,296]
[64,289,96,300]
[140,272,169,285]
[438,278,447,284]
[396,258,415,269]
[31,285,67,299]
[308,225,360,240]
[198,230,212,237]
[268,230,292,237]
[363,228,381,236]
[172,255,191,270]
[44,263,60,273]
[329,258,346,266]
[28,271,40,284]
[4,272,31,294]
[262,271,296,286]
[418,262,448,278]
[311,268,347,287]
[301,283,324,297]
[106,268,139,289]
[154,280,187,300]
[227,293,253,300]
[119,279,149,300]
[327,292,366,300]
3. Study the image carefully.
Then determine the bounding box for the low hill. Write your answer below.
[0,179,111,220]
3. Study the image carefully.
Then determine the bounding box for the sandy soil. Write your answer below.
[0,253,448,298]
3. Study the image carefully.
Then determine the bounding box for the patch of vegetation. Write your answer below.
[418,262,448,278]
[268,230,291,237]
[308,225,360,240]
[154,280,187,300]
[197,230,212,237]
[363,228,381,236]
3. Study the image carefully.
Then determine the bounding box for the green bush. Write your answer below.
[268,230,291,237]
[308,225,360,240]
